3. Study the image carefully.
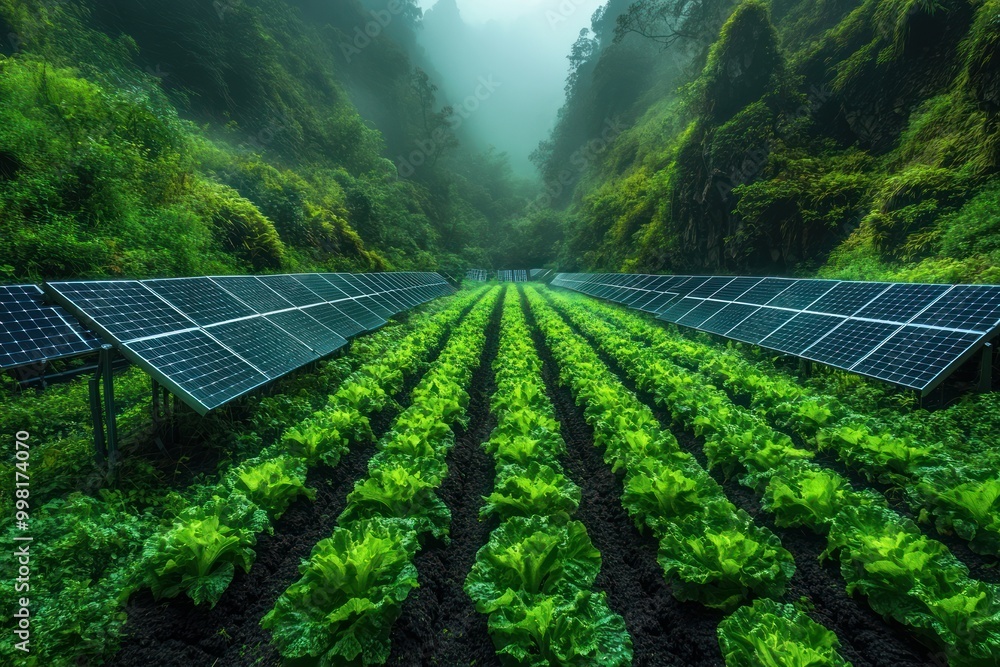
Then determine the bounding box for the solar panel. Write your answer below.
[356,295,394,319]
[689,277,735,299]
[710,277,763,302]
[336,299,385,331]
[122,329,268,415]
[0,285,101,369]
[302,304,366,339]
[854,283,951,323]
[801,319,902,368]
[292,274,349,302]
[208,317,318,379]
[258,275,323,308]
[265,309,346,357]
[145,277,256,327]
[638,292,679,314]
[677,300,728,328]
[210,276,294,313]
[805,282,892,317]
[658,297,703,323]
[911,285,1000,333]
[698,303,760,336]
[323,273,365,297]
[737,278,796,305]
[765,280,838,310]
[852,326,983,390]
[760,313,846,355]
[46,281,195,342]
[726,307,797,345]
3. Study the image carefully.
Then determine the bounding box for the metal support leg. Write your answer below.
[89,376,106,465]
[980,341,994,393]
[100,346,119,466]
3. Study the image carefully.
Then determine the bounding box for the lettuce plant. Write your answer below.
[621,456,721,533]
[339,459,450,540]
[718,598,851,666]
[142,491,267,607]
[657,509,795,611]
[230,455,315,520]
[466,516,601,614]
[481,462,581,523]
[488,591,632,667]
[763,463,883,532]
[261,518,419,666]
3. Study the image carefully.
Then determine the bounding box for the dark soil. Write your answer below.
[385,288,504,667]
[521,288,726,667]
[108,301,474,667]
[547,295,939,667]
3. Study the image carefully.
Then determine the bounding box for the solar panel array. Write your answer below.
[552,273,1000,394]
[498,270,527,283]
[1,285,102,370]
[466,269,488,282]
[45,273,451,414]
[530,269,553,280]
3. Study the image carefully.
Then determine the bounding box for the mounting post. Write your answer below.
[980,341,994,393]
[89,375,106,465]
[100,345,119,466]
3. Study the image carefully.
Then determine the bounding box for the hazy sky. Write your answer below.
[416,0,604,175]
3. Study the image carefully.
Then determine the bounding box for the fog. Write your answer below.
[416,0,605,176]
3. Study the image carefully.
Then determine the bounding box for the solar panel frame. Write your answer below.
[145,277,257,327]
[0,285,101,369]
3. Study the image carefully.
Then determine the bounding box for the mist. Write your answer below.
[416,0,605,176]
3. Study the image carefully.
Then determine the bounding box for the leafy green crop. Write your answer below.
[261,518,419,666]
[657,508,795,612]
[229,455,315,520]
[481,462,581,523]
[718,599,852,666]
[466,516,601,614]
[142,491,267,607]
[488,590,633,667]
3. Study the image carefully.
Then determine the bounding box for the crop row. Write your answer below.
[261,287,501,665]
[522,287,851,665]
[0,286,487,667]
[464,289,633,665]
[568,290,1000,558]
[543,287,1000,666]
[141,285,490,608]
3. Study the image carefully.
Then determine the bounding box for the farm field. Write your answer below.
[4,282,998,667]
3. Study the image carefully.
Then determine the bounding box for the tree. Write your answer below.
[614,0,734,49]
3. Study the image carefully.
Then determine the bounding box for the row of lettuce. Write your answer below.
[542,286,1000,666]
[463,290,633,664]
[523,287,853,666]
[0,286,483,667]
[260,287,500,664]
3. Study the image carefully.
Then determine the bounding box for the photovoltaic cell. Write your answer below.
[852,326,983,390]
[337,299,385,330]
[638,292,678,314]
[801,319,902,368]
[709,277,763,302]
[677,300,728,328]
[698,303,760,336]
[258,275,324,308]
[760,313,846,355]
[689,277,736,299]
[805,282,892,317]
[46,281,195,342]
[265,309,346,357]
[123,329,267,414]
[145,277,256,327]
[735,278,796,305]
[356,295,394,319]
[765,280,838,310]
[854,283,951,323]
[0,285,100,368]
[208,317,317,379]
[292,274,349,302]
[210,276,294,314]
[726,307,797,345]
[302,304,366,339]
[658,297,703,323]
[323,273,365,297]
[911,285,1000,333]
